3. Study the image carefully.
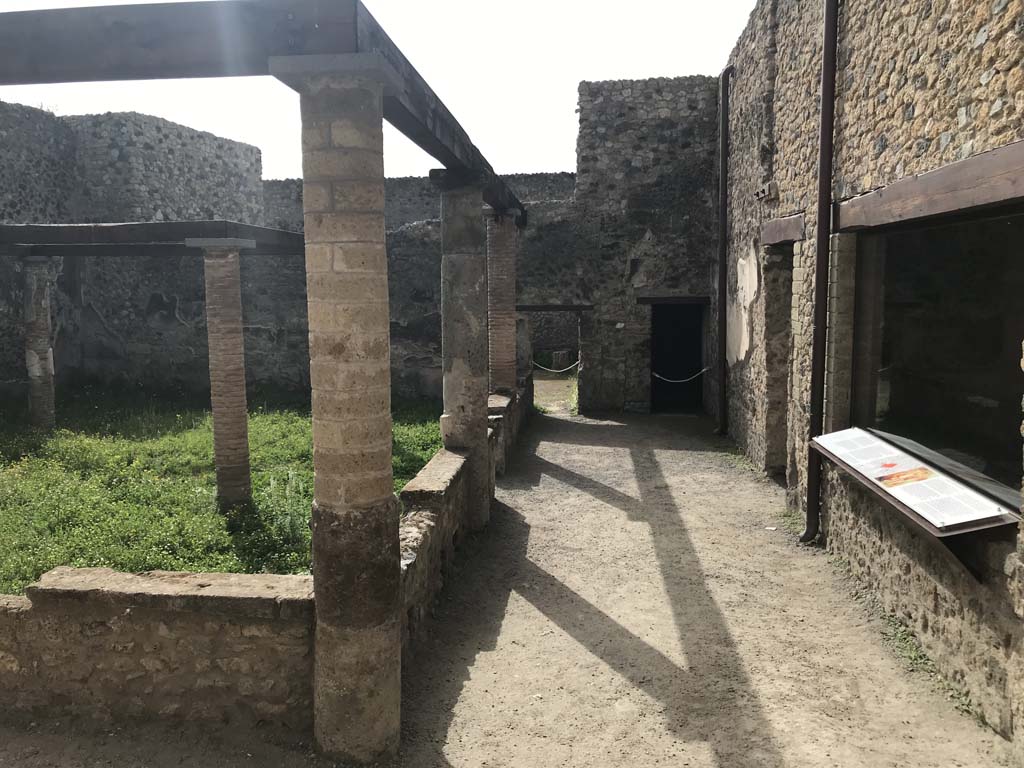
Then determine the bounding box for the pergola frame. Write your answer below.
[0,0,525,221]
[0,2,525,762]
[0,220,303,506]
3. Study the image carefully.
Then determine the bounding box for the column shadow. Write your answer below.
[400,413,784,767]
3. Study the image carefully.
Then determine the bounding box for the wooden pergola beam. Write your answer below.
[0,221,304,254]
[0,0,524,217]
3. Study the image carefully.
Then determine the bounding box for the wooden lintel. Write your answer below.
[635,295,711,306]
[517,304,594,312]
[835,140,1024,231]
[760,213,806,245]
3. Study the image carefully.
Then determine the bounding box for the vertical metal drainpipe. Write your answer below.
[802,0,841,543]
[716,65,733,436]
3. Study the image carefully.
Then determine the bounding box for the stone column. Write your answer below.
[22,254,57,430]
[436,174,491,531]
[193,241,253,508]
[486,211,519,395]
[271,54,400,765]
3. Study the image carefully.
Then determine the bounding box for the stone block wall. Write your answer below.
[723,0,1024,750]
[833,0,1022,200]
[48,251,311,396]
[262,173,577,234]
[823,469,1023,740]
[0,101,80,224]
[0,568,314,733]
[400,380,532,642]
[66,113,263,225]
[574,77,719,413]
[0,102,81,395]
[525,311,579,356]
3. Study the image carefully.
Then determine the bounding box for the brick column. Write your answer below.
[198,245,252,508]
[23,254,57,430]
[486,211,519,394]
[271,54,400,764]
[437,175,491,530]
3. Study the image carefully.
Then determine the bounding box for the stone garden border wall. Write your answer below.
[0,378,532,736]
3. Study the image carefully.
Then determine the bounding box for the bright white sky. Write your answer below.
[0,0,755,179]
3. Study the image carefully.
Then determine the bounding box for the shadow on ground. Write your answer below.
[400,412,783,767]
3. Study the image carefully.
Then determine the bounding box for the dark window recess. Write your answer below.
[852,211,1024,492]
[651,303,704,413]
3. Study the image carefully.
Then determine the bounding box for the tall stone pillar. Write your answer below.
[271,54,400,764]
[486,211,519,395]
[435,173,491,530]
[23,254,57,430]
[191,240,254,508]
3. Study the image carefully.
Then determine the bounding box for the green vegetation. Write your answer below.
[0,392,441,595]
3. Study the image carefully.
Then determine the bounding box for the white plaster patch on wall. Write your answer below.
[727,247,759,365]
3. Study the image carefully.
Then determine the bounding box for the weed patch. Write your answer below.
[0,395,440,594]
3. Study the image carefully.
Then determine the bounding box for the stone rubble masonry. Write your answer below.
[0,568,315,733]
[262,173,577,234]
[22,255,58,429]
[202,248,253,508]
[440,182,492,532]
[573,76,720,414]
[724,0,1024,753]
[64,112,264,225]
[288,62,401,764]
[486,212,519,394]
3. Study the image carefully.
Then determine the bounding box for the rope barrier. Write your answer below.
[532,359,581,374]
[652,366,709,384]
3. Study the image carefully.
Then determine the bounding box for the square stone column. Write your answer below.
[272,54,400,765]
[190,239,255,509]
[486,211,519,395]
[434,172,491,531]
[22,253,58,430]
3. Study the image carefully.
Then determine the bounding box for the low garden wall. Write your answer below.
[0,568,315,733]
[0,377,533,736]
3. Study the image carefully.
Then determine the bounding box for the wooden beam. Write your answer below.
[635,295,711,305]
[516,304,594,312]
[356,4,523,218]
[0,221,304,254]
[760,213,805,245]
[835,140,1024,231]
[0,1,358,85]
[0,1,522,217]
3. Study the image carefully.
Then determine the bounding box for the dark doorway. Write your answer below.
[651,303,704,413]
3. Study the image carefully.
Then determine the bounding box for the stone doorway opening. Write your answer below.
[650,303,704,413]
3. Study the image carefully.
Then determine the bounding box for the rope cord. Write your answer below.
[532,359,581,374]
[652,366,709,384]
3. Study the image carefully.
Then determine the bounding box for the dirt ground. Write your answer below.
[0,412,1012,767]
[533,371,576,414]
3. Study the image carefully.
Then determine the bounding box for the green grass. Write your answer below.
[0,392,441,595]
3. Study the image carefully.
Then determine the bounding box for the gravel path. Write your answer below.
[0,412,1011,767]
[400,412,1011,767]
